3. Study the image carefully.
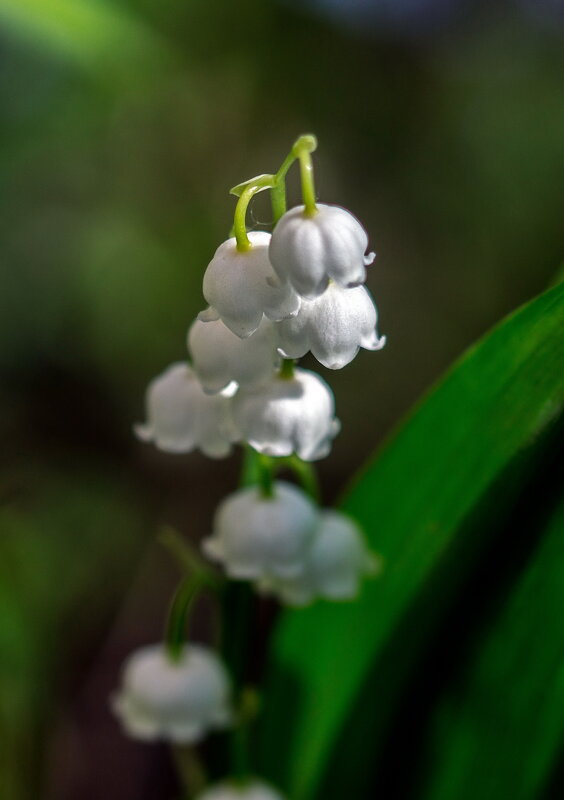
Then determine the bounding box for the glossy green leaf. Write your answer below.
[259,282,564,798]
[418,493,564,800]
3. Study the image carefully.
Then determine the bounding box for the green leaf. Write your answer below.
[418,493,564,800]
[259,283,564,798]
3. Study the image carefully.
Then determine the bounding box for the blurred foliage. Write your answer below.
[0,466,145,800]
[260,283,564,798]
[0,0,563,798]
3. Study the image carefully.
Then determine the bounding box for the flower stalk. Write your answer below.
[165,576,204,662]
[116,134,384,800]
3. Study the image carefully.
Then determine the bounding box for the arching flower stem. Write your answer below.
[231,133,318,248]
[292,134,318,217]
[164,575,205,662]
[233,175,276,252]
[159,526,222,586]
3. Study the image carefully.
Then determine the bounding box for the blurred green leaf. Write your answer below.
[260,283,564,799]
[0,0,174,84]
[418,494,564,800]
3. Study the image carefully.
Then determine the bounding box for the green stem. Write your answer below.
[277,147,299,182]
[231,722,250,783]
[270,181,287,226]
[159,526,221,588]
[297,148,317,216]
[232,174,276,252]
[279,358,295,380]
[257,453,274,498]
[165,576,203,662]
[292,134,318,216]
[172,745,207,798]
[279,454,321,503]
[234,183,260,252]
[231,687,261,784]
[233,134,317,239]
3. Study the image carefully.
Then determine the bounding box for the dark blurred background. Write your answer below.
[1,0,563,798]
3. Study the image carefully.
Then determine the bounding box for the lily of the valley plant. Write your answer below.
[112,135,385,798]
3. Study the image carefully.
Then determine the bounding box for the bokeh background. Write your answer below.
[1,0,563,798]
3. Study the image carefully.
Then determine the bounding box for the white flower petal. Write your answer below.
[135,362,238,458]
[269,204,373,299]
[261,510,378,607]
[232,367,339,462]
[188,314,279,394]
[112,644,232,744]
[202,481,318,582]
[276,283,385,370]
[202,232,300,338]
[197,780,285,800]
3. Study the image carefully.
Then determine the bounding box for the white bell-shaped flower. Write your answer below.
[202,481,318,581]
[188,314,279,394]
[259,510,380,606]
[202,232,300,338]
[232,367,340,461]
[269,203,375,299]
[276,282,386,369]
[134,362,238,458]
[197,780,285,800]
[111,644,232,743]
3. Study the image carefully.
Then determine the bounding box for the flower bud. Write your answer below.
[202,232,300,338]
[277,282,386,369]
[134,362,238,458]
[188,314,279,394]
[259,510,380,606]
[197,781,285,800]
[202,481,318,581]
[269,203,375,299]
[232,367,340,462]
[112,644,232,743]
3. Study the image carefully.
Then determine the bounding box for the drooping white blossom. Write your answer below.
[197,780,285,800]
[188,314,279,394]
[232,367,340,461]
[276,282,386,369]
[202,481,319,581]
[202,232,300,338]
[259,510,380,606]
[111,644,232,743]
[134,362,238,458]
[269,203,375,299]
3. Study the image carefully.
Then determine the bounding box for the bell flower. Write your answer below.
[202,481,319,581]
[232,367,340,462]
[259,510,380,606]
[202,231,300,338]
[197,781,285,800]
[188,314,279,394]
[269,203,375,299]
[134,362,238,458]
[111,644,232,743]
[276,282,386,369]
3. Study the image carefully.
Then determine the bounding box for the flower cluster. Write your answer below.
[114,136,385,799]
[203,481,378,606]
[136,164,385,466]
